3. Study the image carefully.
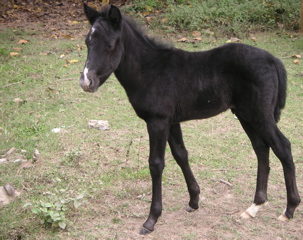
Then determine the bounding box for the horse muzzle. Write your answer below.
[80,70,98,93]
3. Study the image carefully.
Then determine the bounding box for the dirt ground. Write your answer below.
[0,0,126,29]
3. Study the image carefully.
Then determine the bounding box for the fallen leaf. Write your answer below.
[50,34,58,39]
[230,37,241,42]
[67,59,79,63]
[77,44,84,51]
[17,39,29,45]
[293,59,300,64]
[192,31,201,37]
[161,18,168,22]
[193,37,203,41]
[101,0,109,5]
[61,34,74,39]
[204,28,214,35]
[10,52,20,56]
[60,54,65,59]
[251,37,257,42]
[13,47,22,51]
[145,16,154,23]
[291,55,301,58]
[177,37,188,42]
[145,5,152,12]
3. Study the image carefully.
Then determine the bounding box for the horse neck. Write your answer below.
[114,21,168,93]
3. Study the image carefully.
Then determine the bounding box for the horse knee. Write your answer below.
[149,157,164,177]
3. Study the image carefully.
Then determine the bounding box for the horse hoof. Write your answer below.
[240,211,252,219]
[278,214,289,221]
[140,227,152,235]
[186,206,197,213]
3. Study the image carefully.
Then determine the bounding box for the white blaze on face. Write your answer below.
[89,27,96,42]
[83,26,96,88]
[83,64,90,87]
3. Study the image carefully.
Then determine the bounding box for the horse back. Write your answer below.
[127,43,286,123]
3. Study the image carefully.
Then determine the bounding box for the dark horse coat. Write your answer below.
[80,4,300,234]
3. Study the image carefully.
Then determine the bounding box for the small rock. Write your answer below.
[4,184,16,197]
[0,184,20,208]
[32,148,40,162]
[52,128,62,133]
[6,147,16,156]
[13,159,25,163]
[13,98,26,104]
[0,158,8,163]
[88,120,110,130]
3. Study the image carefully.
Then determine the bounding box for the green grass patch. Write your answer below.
[126,0,301,36]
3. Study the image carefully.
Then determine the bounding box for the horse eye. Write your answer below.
[107,44,114,51]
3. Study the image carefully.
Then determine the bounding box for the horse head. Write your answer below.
[80,4,123,93]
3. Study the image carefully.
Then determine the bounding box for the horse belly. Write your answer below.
[176,96,230,122]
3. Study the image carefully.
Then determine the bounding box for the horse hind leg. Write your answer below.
[238,115,300,220]
[168,123,200,211]
[237,117,271,219]
[266,127,300,220]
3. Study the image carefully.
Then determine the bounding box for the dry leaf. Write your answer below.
[77,44,84,51]
[145,5,152,12]
[60,54,65,59]
[10,52,20,56]
[291,55,301,59]
[50,34,58,39]
[61,34,74,39]
[192,31,201,37]
[17,39,29,45]
[251,37,257,42]
[204,28,214,35]
[293,59,300,64]
[13,47,22,51]
[193,37,203,41]
[101,0,109,5]
[67,59,79,63]
[177,37,188,42]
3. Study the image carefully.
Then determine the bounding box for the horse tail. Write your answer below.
[274,58,287,123]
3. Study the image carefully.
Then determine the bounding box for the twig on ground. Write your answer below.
[2,80,26,88]
[219,179,233,187]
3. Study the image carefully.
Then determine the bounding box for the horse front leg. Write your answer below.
[140,119,170,235]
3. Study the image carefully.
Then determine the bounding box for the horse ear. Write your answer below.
[108,5,122,29]
[84,3,100,25]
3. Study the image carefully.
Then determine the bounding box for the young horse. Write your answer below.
[80,4,300,234]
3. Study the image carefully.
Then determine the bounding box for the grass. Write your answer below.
[0,21,303,239]
[126,0,301,37]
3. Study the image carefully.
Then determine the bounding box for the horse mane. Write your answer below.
[97,5,174,51]
[121,14,174,51]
